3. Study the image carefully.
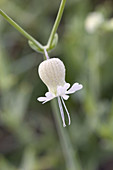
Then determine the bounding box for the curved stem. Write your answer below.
[61,97,71,125]
[58,97,66,127]
[47,0,66,48]
[0,9,43,50]
[51,99,82,170]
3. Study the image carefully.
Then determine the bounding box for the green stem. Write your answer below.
[0,9,43,50]
[51,99,82,170]
[47,0,66,48]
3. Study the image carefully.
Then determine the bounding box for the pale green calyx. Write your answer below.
[38,58,66,94]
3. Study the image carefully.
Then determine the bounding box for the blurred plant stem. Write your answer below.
[0,10,43,51]
[51,99,82,170]
[88,36,100,98]
[47,0,66,48]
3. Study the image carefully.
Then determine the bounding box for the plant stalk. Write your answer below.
[47,0,66,48]
[0,9,43,50]
[51,99,82,170]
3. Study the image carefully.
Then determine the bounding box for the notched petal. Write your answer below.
[37,92,55,104]
[64,83,70,90]
[66,83,83,94]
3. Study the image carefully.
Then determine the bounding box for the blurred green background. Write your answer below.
[0,0,113,169]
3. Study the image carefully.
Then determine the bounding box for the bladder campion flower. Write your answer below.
[85,12,104,33]
[37,50,83,127]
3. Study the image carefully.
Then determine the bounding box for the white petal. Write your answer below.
[43,92,55,103]
[57,83,70,97]
[62,94,69,100]
[37,92,55,104]
[64,83,70,90]
[66,83,83,94]
[37,97,47,102]
[43,96,55,104]
[45,92,55,98]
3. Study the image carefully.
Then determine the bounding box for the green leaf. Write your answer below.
[28,40,43,53]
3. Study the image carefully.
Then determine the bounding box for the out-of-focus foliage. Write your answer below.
[0,0,113,169]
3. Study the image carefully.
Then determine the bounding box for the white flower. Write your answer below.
[37,57,83,127]
[85,12,104,33]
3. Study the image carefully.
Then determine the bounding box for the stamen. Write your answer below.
[58,97,66,127]
[44,48,49,60]
[61,97,71,125]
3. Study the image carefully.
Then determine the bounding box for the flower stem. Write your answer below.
[47,0,66,48]
[51,99,82,170]
[0,9,43,51]
[44,48,50,60]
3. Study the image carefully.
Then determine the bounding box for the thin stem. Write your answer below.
[47,0,66,48]
[44,48,50,60]
[0,9,43,50]
[51,99,82,170]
